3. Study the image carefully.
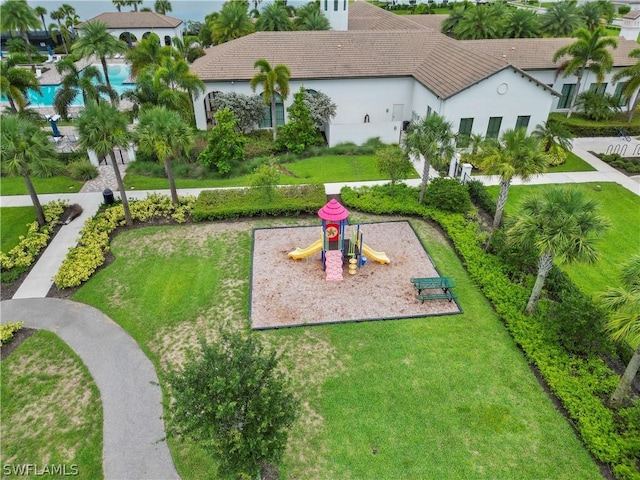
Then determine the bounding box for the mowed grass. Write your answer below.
[1,331,103,479]
[0,176,83,195]
[1,206,36,252]
[74,218,599,479]
[488,182,640,295]
[547,150,596,172]
[123,155,418,190]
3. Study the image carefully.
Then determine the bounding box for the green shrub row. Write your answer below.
[549,114,640,137]
[0,201,67,283]
[192,184,326,221]
[54,194,195,289]
[597,153,640,174]
[341,184,640,479]
[0,321,23,345]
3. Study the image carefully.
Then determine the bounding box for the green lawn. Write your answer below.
[488,182,640,295]
[123,155,417,190]
[74,218,600,479]
[1,206,36,252]
[1,331,103,479]
[0,176,83,195]
[547,150,596,173]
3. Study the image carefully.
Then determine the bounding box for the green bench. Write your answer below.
[411,276,455,294]
[418,291,457,303]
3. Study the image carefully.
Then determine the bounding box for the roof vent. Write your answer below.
[511,47,515,50]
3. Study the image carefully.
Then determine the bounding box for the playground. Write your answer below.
[250,219,461,329]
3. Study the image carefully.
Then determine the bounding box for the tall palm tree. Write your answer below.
[72,21,128,90]
[402,113,454,204]
[77,102,133,226]
[125,32,173,77]
[126,0,143,12]
[507,187,609,314]
[256,3,294,31]
[553,26,617,117]
[155,0,172,14]
[600,255,640,405]
[153,56,205,120]
[60,3,79,37]
[134,106,194,204]
[34,6,47,31]
[211,0,255,44]
[50,9,69,54]
[540,0,583,37]
[1,115,58,227]
[0,0,41,65]
[476,128,548,231]
[295,2,330,31]
[580,1,604,32]
[113,0,127,12]
[0,59,41,113]
[612,47,640,122]
[250,58,291,141]
[504,8,540,38]
[455,5,503,40]
[441,6,466,36]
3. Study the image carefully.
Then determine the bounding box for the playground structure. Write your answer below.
[288,199,390,281]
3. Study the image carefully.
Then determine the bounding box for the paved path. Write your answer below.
[1,298,179,480]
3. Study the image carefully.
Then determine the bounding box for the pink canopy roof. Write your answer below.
[318,199,349,221]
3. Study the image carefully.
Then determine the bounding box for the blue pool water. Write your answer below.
[28,64,133,107]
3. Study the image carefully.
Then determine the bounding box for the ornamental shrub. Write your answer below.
[276,86,322,154]
[423,177,471,214]
[66,159,99,181]
[0,321,23,345]
[198,108,246,175]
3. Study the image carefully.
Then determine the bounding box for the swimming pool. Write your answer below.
[28,64,133,107]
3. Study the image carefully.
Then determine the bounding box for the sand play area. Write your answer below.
[250,221,461,329]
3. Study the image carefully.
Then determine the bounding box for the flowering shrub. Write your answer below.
[0,201,67,282]
[54,194,195,289]
[1,321,23,345]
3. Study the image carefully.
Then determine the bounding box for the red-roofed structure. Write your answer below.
[318,199,349,221]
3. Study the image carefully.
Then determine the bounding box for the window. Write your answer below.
[515,115,530,130]
[343,0,346,9]
[334,0,338,10]
[259,93,285,128]
[324,0,327,10]
[558,83,576,109]
[613,82,628,107]
[486,117,502,139]
[426,106,432,117]
[457,118,474,147]
[589,83,607,95]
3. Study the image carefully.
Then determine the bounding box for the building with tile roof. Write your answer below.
[190,1,633,146]
[79,12,183,47]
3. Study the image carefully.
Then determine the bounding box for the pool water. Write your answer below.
[28,64,133,107]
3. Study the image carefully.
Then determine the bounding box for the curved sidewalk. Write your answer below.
[1,298,179,480]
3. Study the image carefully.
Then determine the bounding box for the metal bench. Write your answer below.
[418,291,457,303]
[411,276,455,294]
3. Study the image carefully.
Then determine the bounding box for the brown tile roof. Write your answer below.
[348,1,426,30]
[623,10,640,20]
[403,14,448,32]
[190,29,518,99]
[79,12,182,29]
[461,37,638,69]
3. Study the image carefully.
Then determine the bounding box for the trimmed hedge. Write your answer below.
[54,194,195,289]
[193,184,326,221]
[341,183,640,480]
[1,321,23,345]
[549,114,640,137]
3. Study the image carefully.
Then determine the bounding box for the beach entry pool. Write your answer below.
[28,64,133,107]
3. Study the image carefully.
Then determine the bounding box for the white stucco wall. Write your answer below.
[321,0,349,31]
[439,68,555,137]
[108,26,183,45]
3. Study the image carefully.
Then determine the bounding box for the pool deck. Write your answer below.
[37,55,129,86]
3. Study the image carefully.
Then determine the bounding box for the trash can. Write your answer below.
[402,120,410,132]
[103,188,115,205]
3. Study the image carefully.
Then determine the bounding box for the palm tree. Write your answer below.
[532,120,574,153]
[155,0,172,14]
[211,0,255,44]
[402,113,454,204]
[580,1,604,32]
[250,58,291,141]
[153,56,205,120]
[600,255,640,405]
[612,48,640,122]
[476,128,548,231]
[1,115,58,227]
[134,106,194,204]
[54,58,118,119]
[540,0,583,37]
[553,26,617,117]
[77,102,133,226]
[0,0,41,65]
[295,3,330,31]
[126,0,143,12]
[256,3,294,31]
[34,6,47,31]
[113,0,127,12]
[0,59,41,113]
[507,187,609,314]
[441,6,466,36]
[50,9,69,54]
[125,32,173,77]
[455,5,503,40]
[72,21,128,90]
[504,8,540,38]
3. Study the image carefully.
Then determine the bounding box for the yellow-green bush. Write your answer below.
[1,321,23,345]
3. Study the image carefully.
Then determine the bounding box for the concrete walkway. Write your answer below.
[0,298,179,480]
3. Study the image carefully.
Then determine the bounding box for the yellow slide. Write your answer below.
[361,243,390,264]
[288,239,323,259]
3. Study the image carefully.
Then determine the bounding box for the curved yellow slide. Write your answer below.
[288,239,323,259]
[361,243,390,264]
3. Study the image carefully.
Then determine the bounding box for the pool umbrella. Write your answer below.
[49,117,61,137]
